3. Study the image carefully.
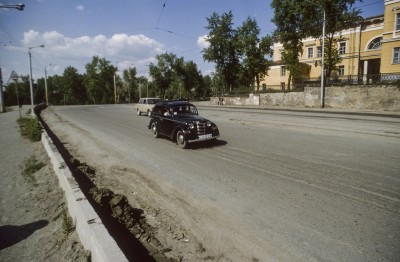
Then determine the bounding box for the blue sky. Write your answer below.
[0,0,384,83]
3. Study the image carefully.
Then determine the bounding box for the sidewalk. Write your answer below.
[193,101,400,118]
[0,106,89,261]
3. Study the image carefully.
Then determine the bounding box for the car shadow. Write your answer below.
[0,220,49,250]
[188,139,228,150]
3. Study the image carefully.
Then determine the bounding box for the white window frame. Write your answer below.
[339,42,346,55]
[280,66,286,76]
[307,47,314,58]
[338,65,345,76]
[396,13,400,31]
[393,47,400,64]
[366,37,382,50]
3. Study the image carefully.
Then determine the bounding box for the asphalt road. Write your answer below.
[44,105,400,261]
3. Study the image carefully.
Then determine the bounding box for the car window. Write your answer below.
[148,99,161,104]
[152,106,161,115]
[172,105,198,115]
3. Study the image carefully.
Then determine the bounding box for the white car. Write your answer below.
[136,98,162,116]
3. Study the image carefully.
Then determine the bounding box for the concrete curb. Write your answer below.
[41,130,128,262]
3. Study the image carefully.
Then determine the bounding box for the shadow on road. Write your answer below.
[0,220,49,250]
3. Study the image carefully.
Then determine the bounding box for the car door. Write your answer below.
[158,106,174,136]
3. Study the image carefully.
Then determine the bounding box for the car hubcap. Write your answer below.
[178,133,184,144]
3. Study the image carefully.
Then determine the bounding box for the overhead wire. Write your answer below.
[155,0,168,29]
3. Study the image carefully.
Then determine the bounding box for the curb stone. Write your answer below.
[41,130,128,262]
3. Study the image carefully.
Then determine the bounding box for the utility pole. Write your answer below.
[0,67,4,113]
[320,8,326,108]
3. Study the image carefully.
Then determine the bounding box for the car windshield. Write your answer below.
[148,99,161,104]
[172,104,198,115]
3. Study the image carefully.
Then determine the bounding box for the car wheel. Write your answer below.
[176,130,188,149]
[137,109,141,116]
[147,110,151,117]
[151,122,159,138]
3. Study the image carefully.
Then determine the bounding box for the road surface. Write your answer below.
[41,105,400,262]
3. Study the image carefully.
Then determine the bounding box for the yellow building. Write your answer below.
[260,0,400,91]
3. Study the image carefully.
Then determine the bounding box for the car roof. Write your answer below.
[156,100,193,107]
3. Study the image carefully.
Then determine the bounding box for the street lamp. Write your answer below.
[44,63,53,105]
[0,3,25,11]
[28,44,45,113]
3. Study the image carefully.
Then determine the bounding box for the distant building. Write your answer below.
[260,0,400,91]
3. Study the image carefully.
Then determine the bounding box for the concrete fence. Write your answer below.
[210,85,400,111]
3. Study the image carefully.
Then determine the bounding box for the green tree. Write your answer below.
[175,58,202,100]
[122,67,137,103]
[272,0,361,84]
[62,66,86,104]
[271,0,311,89]
[84,56,117,104]
[237,17,273,92]
[316,0,361,77]
[203,11,240,91]
[149,53,176,99]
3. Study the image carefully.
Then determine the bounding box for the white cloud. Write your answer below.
[76,5,85,11]
[20,30,165,76]
[197,35,209,49]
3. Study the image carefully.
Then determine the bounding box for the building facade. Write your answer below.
[260,0,400,91]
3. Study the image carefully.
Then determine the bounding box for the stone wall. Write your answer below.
[210,85,400,111]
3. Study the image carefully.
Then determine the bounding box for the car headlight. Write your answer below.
[188,123,195,129]
[206,121,212,127]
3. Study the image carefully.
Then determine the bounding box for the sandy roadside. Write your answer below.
[0,107,90,262]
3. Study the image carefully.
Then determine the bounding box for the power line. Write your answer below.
[155,0,168,29]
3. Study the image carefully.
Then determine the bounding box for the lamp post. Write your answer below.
[44,63,53,105]
[28,44,44,113]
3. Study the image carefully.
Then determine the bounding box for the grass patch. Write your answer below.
[62,209,74,235]
[17,117,42,142]
[20,155,46,183]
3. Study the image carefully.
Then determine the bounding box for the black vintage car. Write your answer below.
[148,101,220,148]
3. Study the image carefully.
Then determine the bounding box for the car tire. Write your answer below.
[137,109,141,116]
[151,122,159,138]
[176,130,188,149]
[147,110,151,117]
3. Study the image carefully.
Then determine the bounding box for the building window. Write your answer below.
[339,42,346,54]
[280,66,286,76]
[338,65,345,76]
[317,46,322,57]
[396,13,400,31]
[393,47,400,64]
[308,47,314,58]
[367,37,382,50]
[262,84,266,91]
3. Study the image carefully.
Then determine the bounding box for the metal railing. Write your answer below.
[296,73,400,87]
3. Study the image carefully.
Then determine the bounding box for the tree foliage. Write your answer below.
[203,11,240,91]
[149,53,176,99]
[272,0,361,82]
[203,11,272,91]
[63,66,86,104]
[122,67,137,103]
[237,17,273,91]
[84,56,117,104]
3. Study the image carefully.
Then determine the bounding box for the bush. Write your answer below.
[17,117,42,142]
